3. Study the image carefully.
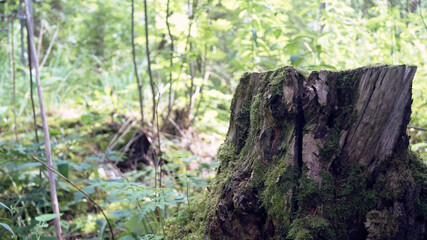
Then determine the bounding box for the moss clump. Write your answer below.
[373,151,427,220]
[287,215,335,240]
[261,164,297,231]
[375,167,414,201]
[234,99,252,151]
[236,99,251,131]
[165,191,213,239]
[411,152,427,218]
[318,130,340,162]
[249,93,262,140]
[365,207,401,240]
[286,165,375,239]
[324,165,375,238]
[296,170,327,216]
[216,141,237,172]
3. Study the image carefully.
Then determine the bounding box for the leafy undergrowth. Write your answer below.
[0,109,222,239]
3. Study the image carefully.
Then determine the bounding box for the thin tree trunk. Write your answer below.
[185,0,196,118]
[19,0,26,68]
[143,0,155,124]
[165,0,174,122]
[10,18,18,141]
[24,1,62,239]
[27,22,39,143]
[171,7,194,120]
[194,43,208,119]
[131,0,144,125]
[187,42,195,117]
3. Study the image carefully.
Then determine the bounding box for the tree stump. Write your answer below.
[166,65,427,240]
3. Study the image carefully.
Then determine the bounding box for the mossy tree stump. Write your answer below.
[166,65,427,240]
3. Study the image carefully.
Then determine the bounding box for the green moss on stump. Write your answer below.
[165,66,427,240]
[287,215,334,240]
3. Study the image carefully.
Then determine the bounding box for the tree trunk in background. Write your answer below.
[167,65,427,240]
[19,0,26,68]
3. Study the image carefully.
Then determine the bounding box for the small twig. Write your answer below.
[168,117,186,137]
[193,71,210,120]
[40,28,58,70]
[131,0,144,125]
[408,125,427,131]
[31,156,115,240]
[108,119,137,151]
[119,131,139,154]
[106,117,133,150]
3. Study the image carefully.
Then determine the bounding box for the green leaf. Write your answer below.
[0,202,12,214]
[107,155,122,162]
[124,215,145,235]
[74,186,95,202]
[61,220,70,230]
[71,161,92,171]
[0,223,14,236]
[110,209,129,218]
[290,54,303,66]
[87,156,102,162]
[35,213,63,222]
[272,28,282,39]
[96,218,107,240]
[58,163,69,178]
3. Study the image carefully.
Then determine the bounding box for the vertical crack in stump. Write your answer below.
[294,70,305,173]
[290,68,306,220]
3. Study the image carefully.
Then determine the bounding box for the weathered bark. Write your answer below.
[166,65,427,240]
